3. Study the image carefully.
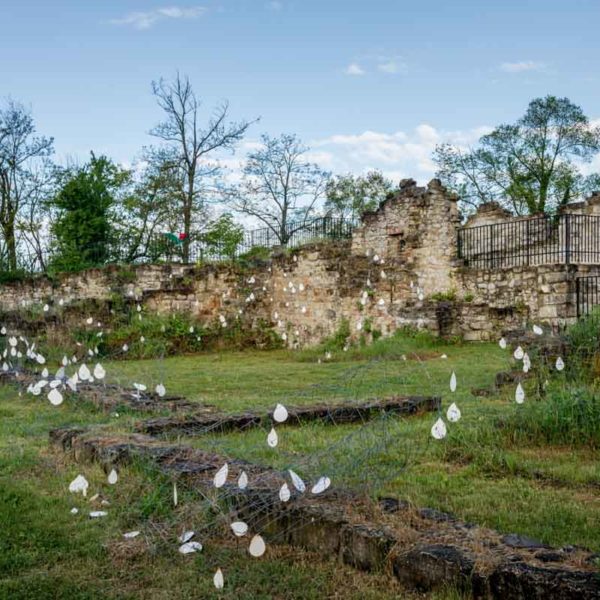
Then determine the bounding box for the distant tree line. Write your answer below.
[1,78,599,274]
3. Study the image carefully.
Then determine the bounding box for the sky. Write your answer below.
[3,0,600,183]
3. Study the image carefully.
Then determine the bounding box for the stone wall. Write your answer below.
[0,179,596,346]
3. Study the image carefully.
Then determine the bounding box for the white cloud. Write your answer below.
[344,63,366,76]
[376,59,406,74]
[499,60,544,73]
[311,124,492,183]
[110,6,206,30]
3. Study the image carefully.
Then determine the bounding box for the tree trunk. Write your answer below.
[3,220,17,271]
[182,198,192,263]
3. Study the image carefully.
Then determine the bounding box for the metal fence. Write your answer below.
[457,213,600,269]
[576,275,600,319]
[10,216,358,274]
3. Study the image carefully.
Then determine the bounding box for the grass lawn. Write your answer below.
[1,331,599,598]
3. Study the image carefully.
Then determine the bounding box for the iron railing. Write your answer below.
[458,213,600,269]
[576,275,600,319]
[7,216,358,274]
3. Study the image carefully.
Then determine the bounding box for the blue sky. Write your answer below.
[3,0,600,182]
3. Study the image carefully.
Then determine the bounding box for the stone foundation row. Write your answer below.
[50,427,600,599]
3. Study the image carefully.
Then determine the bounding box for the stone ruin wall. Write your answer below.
[0,179,598,345]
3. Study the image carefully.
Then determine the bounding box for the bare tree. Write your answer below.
[0,100,54,270]
[150,73,253,262]
[227,134,330,245]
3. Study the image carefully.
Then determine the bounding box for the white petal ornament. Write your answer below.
[214,568,224,590]
[93,364,106,380]
[555,357,565,371]
[90,511,108,518]
[155,383,166,397]
[311,476,331,495]
[447,403,461,422]
[431,418,447,440]
[48,388,63,406]
[123,531,140,539]
[273,403,288,423]
[107,469,118,485]
[513,346,524,360]
[267,428,278,448]
[179,541,202,554]
[288,469,305,493]
[249,534,266,557]
[449,372,457,392]
[279,483,291,502]
[238,471,248,490]
[533,324,543,335]
[515,383,525,404]
[214,463,228,488]
[69,474,89,496]
[230,521,248,537]
[179,531,194,543]
[173,482,178,507]
[78,364,91,381]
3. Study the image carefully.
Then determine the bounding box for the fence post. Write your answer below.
[565,213,571,265]
[576,277,580,318]
[526,219,530,266]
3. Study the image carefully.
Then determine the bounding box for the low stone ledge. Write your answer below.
[51,428,600,599]
[135,395,441,437]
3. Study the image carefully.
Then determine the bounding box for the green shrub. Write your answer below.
[499,383,600,449]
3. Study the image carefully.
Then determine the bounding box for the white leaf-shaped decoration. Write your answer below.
[214,568,224,590]
[523,353,531,373]
[78,364,91,381]
[230,521,248,537]
[123,531,140,539]
[8,336,17,346]
[36,354,45,365]
[267,428,278,448]
[513,346,524,360]
[556,357,565,371]
[447,402,461,422]
[41,368,49,378]
[122,344,129,352]
[86,317,93,325]
[431,417,447,440]
[311,476,331,495]
[273,403,288,423]
[238,471,248,490]
[48,388,63,406]
[179,531,194,543]
[279,482,291,502]
[179,541,202,554]
[43,304,49,312]
[89,511,108,518]
[155,383,166,397]
[133,383,146,392]
[288,469,305,493]
[62,355,68,366]
[69,474,89,496]
[515,383,525,404]
[248,534,266,557]
[107,469,118,485]
[214,463,228,488]
[93,364,106,380]
[173,482,178,506]
[70,507,78,515]
[449,371,457,392]
[533,324,543,335]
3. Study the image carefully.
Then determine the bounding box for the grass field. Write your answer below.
[1,331,599,598]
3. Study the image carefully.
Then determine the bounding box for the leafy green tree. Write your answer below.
[200,213,244,261]
[50,154,130,271]
[325,171,395,219]
[434,96,600,215]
